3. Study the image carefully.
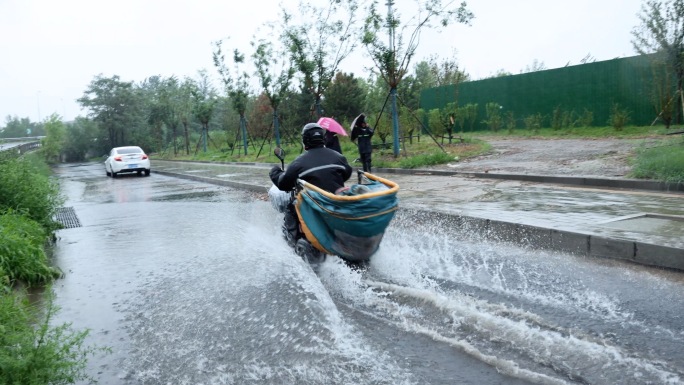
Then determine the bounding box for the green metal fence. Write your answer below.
[420,54,673,131]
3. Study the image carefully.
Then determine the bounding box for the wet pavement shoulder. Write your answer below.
[377,167,684,193]
[152,160,684,272]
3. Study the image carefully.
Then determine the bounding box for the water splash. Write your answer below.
[316,208,684,384]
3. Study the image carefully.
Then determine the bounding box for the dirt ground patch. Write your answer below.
[426,137,661,178]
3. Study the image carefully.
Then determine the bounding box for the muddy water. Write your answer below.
[51,163,684,385]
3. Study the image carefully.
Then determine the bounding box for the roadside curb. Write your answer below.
[375,167,684,193]
[154,169,268,193]
[410,210,684,271]
[154,159,684,193]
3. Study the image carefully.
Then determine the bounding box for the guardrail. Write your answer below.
[0,141,41,156]
[1,136,45,142]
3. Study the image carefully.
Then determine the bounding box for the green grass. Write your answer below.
[631,137,684,183]
[473,124,667,139]
[158,132,492,169]
[372,137,491,168]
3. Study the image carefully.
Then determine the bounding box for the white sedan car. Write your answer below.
[105,146,151,177]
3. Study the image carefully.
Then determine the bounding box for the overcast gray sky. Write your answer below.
[0,0,644,124]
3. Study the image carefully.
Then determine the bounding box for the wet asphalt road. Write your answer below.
[50,162,684,385]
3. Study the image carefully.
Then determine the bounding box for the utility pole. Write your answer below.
[37,91,42,122]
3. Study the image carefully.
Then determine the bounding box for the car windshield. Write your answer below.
[117,147,143,155]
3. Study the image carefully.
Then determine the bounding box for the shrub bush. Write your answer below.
[0,291,98,385]
[0,152,103,385]
[0,155,64,232]
[0,211,61,286]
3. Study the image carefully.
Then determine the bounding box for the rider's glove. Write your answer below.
[269,166,283,183]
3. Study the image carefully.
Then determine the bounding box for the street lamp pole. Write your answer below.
[37,91,42,122]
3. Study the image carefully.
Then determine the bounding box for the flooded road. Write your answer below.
[51,162,684,385]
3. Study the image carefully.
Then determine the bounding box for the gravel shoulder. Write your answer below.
[427,137,662,178]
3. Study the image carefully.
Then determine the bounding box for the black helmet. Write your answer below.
[301,123,326,149]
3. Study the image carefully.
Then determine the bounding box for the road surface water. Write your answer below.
[51,162,684,385]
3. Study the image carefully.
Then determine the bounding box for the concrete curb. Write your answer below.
[417,210,684,271]
[154,170,269,193]
[375,167,684,193]
[154,168,684,271]
[154,159,684,193]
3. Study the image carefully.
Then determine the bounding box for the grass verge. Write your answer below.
[631,137,684,183]
[157,125,683,182]
[0,290,104,385]
[1,150,105,384]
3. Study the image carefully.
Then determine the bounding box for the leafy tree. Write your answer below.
[400,55,468,111]
[580,53,597,64]
[213,41,252,155]
[364,72,389,117]
[522,59,547,73]
[140,75,169,153]
[453,106,466,132]
[486,69,514,78]
[323,72,367,123]
[438,102,459,142]
[77,74,144,149]
[632,0,684,123]
[251,36,295,147]
[423,54,469,116]
[651,58,677,127]
[178,78,199,155]
[427,108,444,137]
[483,102,503,132]
[278,89,317,147]
[400,61,434,110]
[160,77,185,156]
[399,105,421,144]
[141,76,188,156]
[40,114,65,164]
[62,117,100,161]
[1,116,43,138]
[281,0,360,118]
[190,70,218,153]
[430,54,470,85]
[364,73,394,141]
[213,94,242,150]
[463,103,478,132]
[362,0,473,156]
[248,93,274,143]
[397,104,412,139]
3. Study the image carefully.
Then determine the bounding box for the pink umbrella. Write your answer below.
[317,117,348,136]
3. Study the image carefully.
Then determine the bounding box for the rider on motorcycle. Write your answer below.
[269,123,353,248]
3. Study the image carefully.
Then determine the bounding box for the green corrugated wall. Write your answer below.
[420,54,671,130]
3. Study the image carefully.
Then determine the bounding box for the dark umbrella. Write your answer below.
[350,113,366,131]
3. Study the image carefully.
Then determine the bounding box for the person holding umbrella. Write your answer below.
[317,117,345,154]
[351,113,374,172]
[324,130,342,154]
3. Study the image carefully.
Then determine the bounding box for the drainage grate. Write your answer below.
[54,207,82,229]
